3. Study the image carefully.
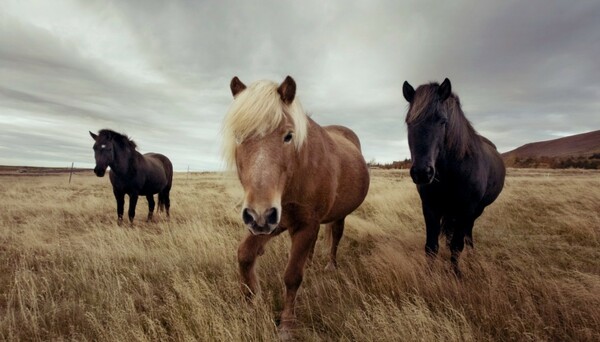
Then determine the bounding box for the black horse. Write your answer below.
[89,129,173,225]
[402,78,505,274]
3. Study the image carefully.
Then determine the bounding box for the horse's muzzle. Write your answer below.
[242,207,279,235]
[410,165,435,185]
[94,166,106,177]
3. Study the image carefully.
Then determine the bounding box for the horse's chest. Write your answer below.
[419,179,484,212]
[111,175,147,194]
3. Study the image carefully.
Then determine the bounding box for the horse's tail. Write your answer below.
[157,155,173,214]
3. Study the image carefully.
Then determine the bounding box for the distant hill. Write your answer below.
[502,130,600,169]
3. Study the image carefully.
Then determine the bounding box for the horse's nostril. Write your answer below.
[426,166,435,177]
[410,165,435,184]
[242,208,255,225]
[265,207,278,225]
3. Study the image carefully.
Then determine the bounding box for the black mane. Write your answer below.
[98,129,138,150]
[406,82,479,158]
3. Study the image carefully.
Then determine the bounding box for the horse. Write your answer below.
[223,76,370,337]
[89,129,173,226]
[402,78,505,275]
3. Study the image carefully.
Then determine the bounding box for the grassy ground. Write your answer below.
[0,169,599,341]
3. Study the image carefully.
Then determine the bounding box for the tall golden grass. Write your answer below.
[0,169,599,341]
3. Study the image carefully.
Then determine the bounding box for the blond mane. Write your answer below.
[222,80,308,170]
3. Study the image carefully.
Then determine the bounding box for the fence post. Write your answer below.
[68,162,74,184]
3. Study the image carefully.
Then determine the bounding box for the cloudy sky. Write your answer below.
[1,0,599,171]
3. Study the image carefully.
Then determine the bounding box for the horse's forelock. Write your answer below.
[222,80,308,171]
[405,83,440,124]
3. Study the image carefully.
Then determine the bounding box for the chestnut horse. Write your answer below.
[402,79,505,275]
[89,129,173,225]
[222,76,370,335]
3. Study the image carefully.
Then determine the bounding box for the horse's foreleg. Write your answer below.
[325,218,345,271]
[128,194,138,225]
[114,190,125,226]
[280,224,319,334]
[238,233,273,299]
[423,204,441,259]
[146,195,155,222]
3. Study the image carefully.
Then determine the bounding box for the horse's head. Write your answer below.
[403,78,453,185]
[223,76,308,235]
[89,130,115,177]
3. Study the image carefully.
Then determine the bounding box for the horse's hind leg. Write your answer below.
[466,208,483,249]
[450,218,474,277]
[465,227,474,249]
[325,218,345,271]
[441,217,454,249]
[146,195,155,222]
[307,235,318,265]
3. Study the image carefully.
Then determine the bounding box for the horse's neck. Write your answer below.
[439,131,482,176]
[111,147,141,177]
[299,118,324,157]
[444,110,480,161]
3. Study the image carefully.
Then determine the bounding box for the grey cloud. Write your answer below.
[1,0,599,170]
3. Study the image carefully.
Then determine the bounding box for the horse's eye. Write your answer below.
[283,132,293,143]
[440,118,447,125]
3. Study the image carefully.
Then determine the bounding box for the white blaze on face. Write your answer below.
[249,144,268,179]
[243,143,283,228]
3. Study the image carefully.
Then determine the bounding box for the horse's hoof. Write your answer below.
[452,266,463,279]
[278,325,294,341]
[279,328,294,342]
[241,284,260,303]
[324,262,337,271]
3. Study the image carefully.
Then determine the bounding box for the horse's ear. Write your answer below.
[438,78,452,101]
[89,131,98,141]
[403,81,415,102]
[278,76,296,104]
[230,76,246,97]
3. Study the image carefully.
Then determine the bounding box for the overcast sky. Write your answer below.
[1,0,599,171]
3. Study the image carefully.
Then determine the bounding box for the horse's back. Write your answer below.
[324,125,362,151]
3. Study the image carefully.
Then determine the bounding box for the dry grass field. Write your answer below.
[1,168,599,341]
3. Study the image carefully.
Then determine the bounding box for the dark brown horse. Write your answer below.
[402,78,505,275]
[223,76,370,338]
[89,129,173,225]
